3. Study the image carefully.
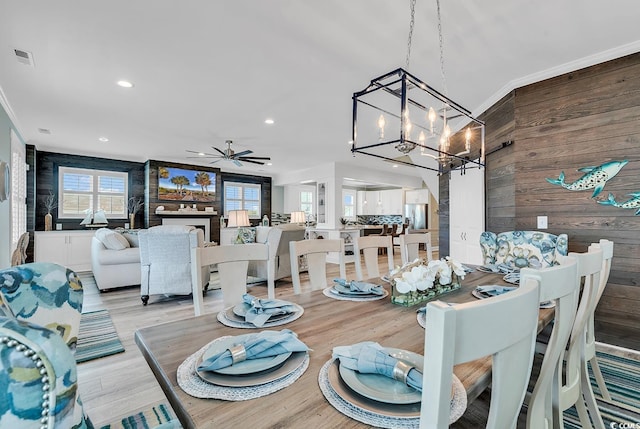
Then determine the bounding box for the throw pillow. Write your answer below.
[95,228,131,250]
[235,227,256,244]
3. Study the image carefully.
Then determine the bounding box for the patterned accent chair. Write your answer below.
[0,317,93,429]
[0,262,84,354]
[479,230,569,268]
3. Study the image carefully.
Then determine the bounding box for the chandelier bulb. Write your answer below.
[418,130,426,144]
[444,124,452,138]
[428,107,436,134]
[377,114,386,139]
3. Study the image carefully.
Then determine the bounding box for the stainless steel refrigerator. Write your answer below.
[404,204,428,229]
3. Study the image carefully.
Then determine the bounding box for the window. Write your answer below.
[300,190,313,215]
[224,182,261,218]
[10,130,26,249]
[343,189,356,219]
[58,167,128,218]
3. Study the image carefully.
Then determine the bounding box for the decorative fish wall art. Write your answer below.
[545,160,628,198]
[598,192,640,215]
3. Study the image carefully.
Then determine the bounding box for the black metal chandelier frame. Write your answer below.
[351,67,485,173]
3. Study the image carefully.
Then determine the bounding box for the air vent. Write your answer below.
[38,128,51,134]
[14,48,34,66]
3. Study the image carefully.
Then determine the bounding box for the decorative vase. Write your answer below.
[44,213,53,231]
[129,213,135,229]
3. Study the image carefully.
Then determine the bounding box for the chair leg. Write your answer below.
[589,356,612,401]
[581,361,605,429]
[141,295,149,306]
[575,397,594,429]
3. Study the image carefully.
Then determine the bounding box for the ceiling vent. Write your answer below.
[14,48,34,66]
[38,128,51,134]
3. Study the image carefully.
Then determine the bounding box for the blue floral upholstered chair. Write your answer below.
[0,262,93,428]
[479,230,569,268]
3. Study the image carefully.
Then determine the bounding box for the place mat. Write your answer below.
[217,303,304,329]
[322,287,389,302]
[177,336,309,401]
[318,358,467,427]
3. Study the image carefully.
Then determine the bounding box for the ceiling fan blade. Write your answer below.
[213,147,226,156]
[239,159,265,165]
[239,156,270,161]
[232,159,243,167]
[185,150,220,157]
[233,149,253,157]
[209,159,221,164]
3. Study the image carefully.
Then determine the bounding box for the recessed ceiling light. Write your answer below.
[347,140,354,145]
[198,152,205,156]
[117,80,134,88]
[266,162,273,166]
[98,137,109,142]
[264,119,275,125]
[392,164,399,168]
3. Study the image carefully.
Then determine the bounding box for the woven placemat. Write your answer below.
[177,336,309,401]
[217,304,304,329]
[322,287,389,302]
[318,358,467,428]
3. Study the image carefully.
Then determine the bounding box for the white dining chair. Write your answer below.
[191,243,269,315]
[523,258,580,429]
[289,239,346,293]
[353,235,394,281]
[584,239,614,402]
[399,233,433,265]
[555,249,605,429]
[420,279,540,429]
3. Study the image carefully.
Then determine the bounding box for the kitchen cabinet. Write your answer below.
[357,190,403,215]
[405,188,430,204]
[379,189,403,215]
[35,230,95,272]
[449,168,484,265]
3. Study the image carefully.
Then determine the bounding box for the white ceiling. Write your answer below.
[1,1,639,184]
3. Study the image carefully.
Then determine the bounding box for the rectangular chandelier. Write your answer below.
[351,68,485,173]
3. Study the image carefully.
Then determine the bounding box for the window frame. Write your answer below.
[342,189,357,220]
[300,190,313,215]
[223,181,262,219]
[57,166,129,219]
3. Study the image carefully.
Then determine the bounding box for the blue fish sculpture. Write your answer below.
[598,192,640,215]
[546,160,628,198]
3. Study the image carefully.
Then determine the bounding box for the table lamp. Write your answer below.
[290,211,306,225]
[227,210,250,227]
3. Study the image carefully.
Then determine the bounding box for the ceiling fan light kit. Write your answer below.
[186,140,271,167]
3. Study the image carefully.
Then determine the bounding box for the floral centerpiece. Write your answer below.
[390,257,466,306]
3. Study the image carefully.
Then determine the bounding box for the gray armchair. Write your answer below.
[139,225,209,305]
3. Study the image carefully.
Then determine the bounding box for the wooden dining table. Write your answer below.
[134,269,553,428]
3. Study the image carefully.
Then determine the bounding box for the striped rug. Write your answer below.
[99,403,181,429]
[76,309,125,363]
[562,346,640,428]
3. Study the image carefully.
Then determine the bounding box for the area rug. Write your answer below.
[562,345,640,428]
[99,403,181,429]
[76,309,125,363]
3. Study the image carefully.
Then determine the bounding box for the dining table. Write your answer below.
[134,268,553,428]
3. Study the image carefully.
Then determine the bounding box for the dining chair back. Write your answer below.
[289,239,346,293]
[557,249,605,429]
[584,239,614,402]
[420,279,540,429]
[522,258,580,429]
[399,232,433,265]
[191,243,269,315]
[353,235,394,280]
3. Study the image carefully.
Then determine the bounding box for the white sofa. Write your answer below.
[139,225,209,305]
[91,229,141,291]
[247,224,306,298]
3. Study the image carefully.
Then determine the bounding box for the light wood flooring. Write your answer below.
[77,252,639,427]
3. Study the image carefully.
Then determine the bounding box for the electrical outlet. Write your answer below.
[537,216,548,229]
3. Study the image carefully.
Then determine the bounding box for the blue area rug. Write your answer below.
[99,403,180,429]
[76,309,125,363]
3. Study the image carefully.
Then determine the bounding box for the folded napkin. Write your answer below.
[332,341,422,392]
[475,285,517,295]
[497,263,518,273]
[333,278,385,295]
[241,294,297,327]
[197,329,309,372]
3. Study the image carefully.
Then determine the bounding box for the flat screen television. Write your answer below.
[157,166,216,202]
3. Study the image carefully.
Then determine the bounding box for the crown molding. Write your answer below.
[473,40,640,117]
[0,84,25,143]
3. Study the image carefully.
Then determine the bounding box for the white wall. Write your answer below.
[282,184,315,214]
[272,185,284,213]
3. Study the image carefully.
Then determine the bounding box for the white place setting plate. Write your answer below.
[332,283,382,296]
[502,273,520,285]
[232,302,294,323]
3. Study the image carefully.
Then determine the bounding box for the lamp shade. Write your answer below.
[290,211,306,224]
[227,210,250,227]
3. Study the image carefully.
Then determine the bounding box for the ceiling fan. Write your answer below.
[186,140,271,167]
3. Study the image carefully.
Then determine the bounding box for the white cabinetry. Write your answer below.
[35,231,95,272]
[357,190,403,215]
[379,190,403,215]
[405,188,430,204]
[449,169,485,265]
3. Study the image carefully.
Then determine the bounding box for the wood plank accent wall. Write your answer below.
[441,52,640,327]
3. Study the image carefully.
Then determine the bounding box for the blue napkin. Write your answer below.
[475,285,516,295]
[333,278,385,295]
[332,341,422,391]
[241,294,297,327]
[197,329,309,372]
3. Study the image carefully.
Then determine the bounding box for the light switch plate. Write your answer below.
[537,216,548,229]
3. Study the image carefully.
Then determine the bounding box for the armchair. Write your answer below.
[480,230,568,268]
[247,224,306,298]
[139,225,209,305]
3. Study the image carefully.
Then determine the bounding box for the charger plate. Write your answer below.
[232,302,293,322]
[322,287,389,302]
[217,303,304,329]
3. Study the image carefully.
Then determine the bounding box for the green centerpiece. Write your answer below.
[390,257,465,306]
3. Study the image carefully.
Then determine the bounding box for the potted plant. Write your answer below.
[339,217,348,228]
[41,191,57,231]
[128,197,144,229]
